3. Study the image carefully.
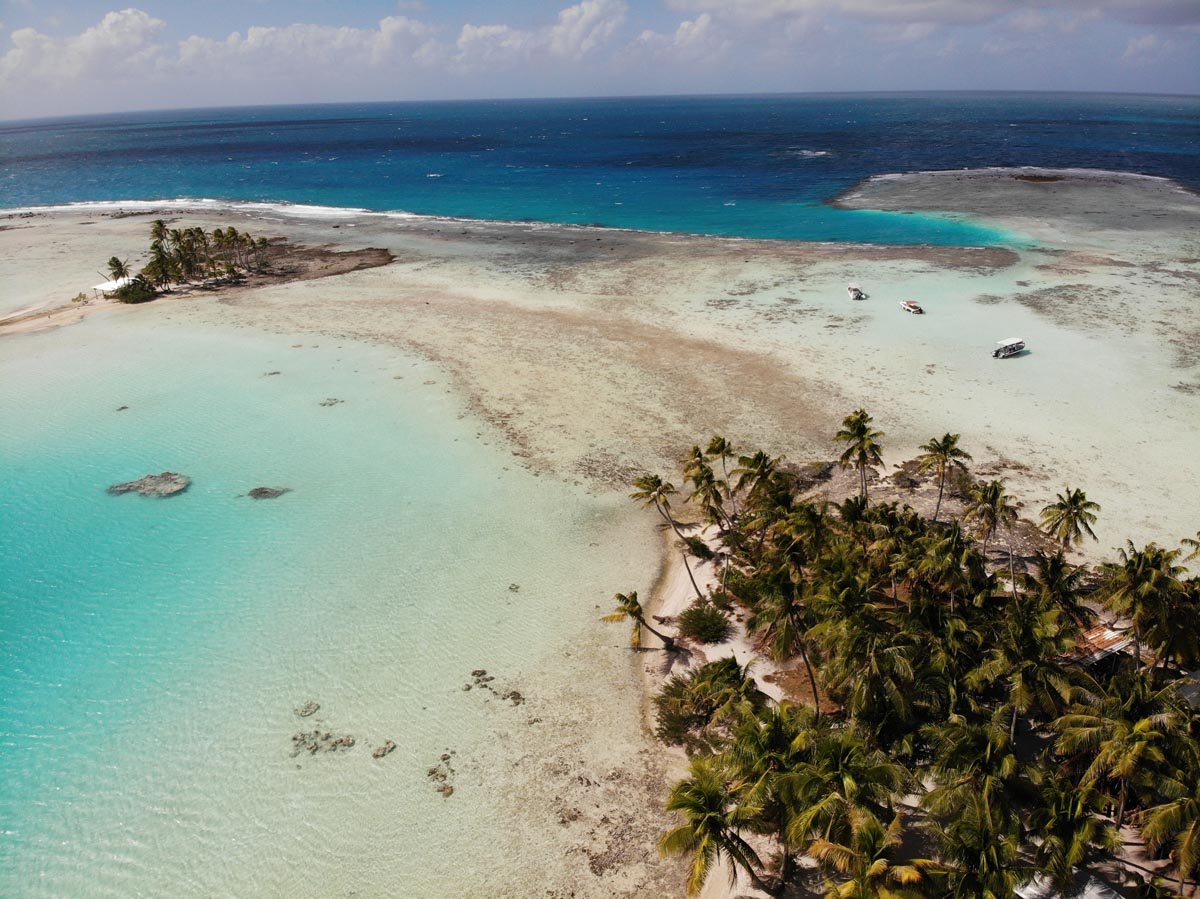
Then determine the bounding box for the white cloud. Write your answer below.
[1008,9,1050,32]
[1,8,165,87]
[548,0,626,57]
[632,12,725,60]
[455,0,626,68]
[666,0,1200,27]
[177,16,436,72]
[1121,32,1162,62]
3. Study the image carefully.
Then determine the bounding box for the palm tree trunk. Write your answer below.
[638,616,676,651]
[655,504,705,600]
[778,815,793,886]
[859,462,867,500]
[1010,702,1019,743]
[1007,533,1019,603]
[934,468,946,522]
[800,646,821,718]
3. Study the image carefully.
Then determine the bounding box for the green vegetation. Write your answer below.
[105,219,271,303]
[677,600,733,644]
[610,413,1200,897]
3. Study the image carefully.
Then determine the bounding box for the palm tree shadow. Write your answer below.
[652,643,694,677]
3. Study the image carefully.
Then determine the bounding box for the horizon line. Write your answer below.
[3,88,1198,127]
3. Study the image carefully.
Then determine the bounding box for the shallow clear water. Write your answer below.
[4,93,1197,244]
[0,314,660,897]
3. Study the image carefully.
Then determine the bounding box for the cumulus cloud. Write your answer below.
[1,7,165,87]
[1121,32,1162,61]
[631,12,726,60]
[177,16,436,73]
[455,0,626,68]
[666,0,1200,27]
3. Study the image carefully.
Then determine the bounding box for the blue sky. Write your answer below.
[1,0,1197,119]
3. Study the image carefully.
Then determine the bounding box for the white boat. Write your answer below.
[992,337,1026,358]
[900,300,924,314]
[847,283,868,301]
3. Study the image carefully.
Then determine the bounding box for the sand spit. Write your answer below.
[2,169,1198,897]
[3,173,1198,560]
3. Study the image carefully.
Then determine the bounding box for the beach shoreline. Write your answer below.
[3,166,1198,896]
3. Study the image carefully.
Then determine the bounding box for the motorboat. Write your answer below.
[992,337,1026,358]
[900,300,924,314]
[847,283,868,301]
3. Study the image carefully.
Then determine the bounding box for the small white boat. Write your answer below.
[992,337,1026,358]
[847,283,868,301]
[900,300,924,314]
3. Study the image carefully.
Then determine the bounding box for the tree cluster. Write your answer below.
[105,219,271,303]
[607,410,1200,898]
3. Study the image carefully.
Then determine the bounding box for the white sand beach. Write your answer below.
[2,168,1198,897]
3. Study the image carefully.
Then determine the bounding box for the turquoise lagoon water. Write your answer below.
[0,312,660,896]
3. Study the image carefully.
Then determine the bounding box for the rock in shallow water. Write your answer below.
[248,486,291,499]
[107,472,191,497]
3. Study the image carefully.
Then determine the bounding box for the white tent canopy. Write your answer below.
[92,276,132,292]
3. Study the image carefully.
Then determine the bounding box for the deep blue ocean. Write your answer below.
[2,92,1198,244]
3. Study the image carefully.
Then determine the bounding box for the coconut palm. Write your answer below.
[964,479,1021,602]
[1100,540,1186,666]
[786,726,909,852]
[835,409,884,500]
[745,585,822,714]
[969,588,1077,741]
[728,701,820,886]
[1053,670,1190,826]
[601,590,676,651]
[1028,773,1119,894]
[809,810,935,899]
[706,436,740,517]
[105,256,130,282]
[931,788,1031,899]
[660,757,774,896]
[1143,769,1200,897]
[1184,531,1200,563]
[1040,487,1100,550]
[917,433,972,523]
[1024,550,1095,633]
[631,474,705,600]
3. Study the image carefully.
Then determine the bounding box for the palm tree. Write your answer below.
[1100,541,1186,666]
[968,592,1075,741]
[808,811,934,899]
[1028,773,1120,894]
[786,726,909,852]
[631,474,705,600]
[706,436,740,518]
[105,256,130,282]
[728,701,820,886]
[931,788,1031,899]
[660,757,774,896]
[1025,550,1095,633]
[1183,531,1200,563]
[745,586,823,715]
[964,479,1020,601]
[917,433,972,523]
[601,590,676,651]
[835,409,884,500]
[1040,487,1100,550]
[1143,770,1200,897]
[1053,671,1190,826]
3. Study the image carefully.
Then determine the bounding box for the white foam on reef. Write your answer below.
[0,198,421,221]
[865,166,1180,186]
